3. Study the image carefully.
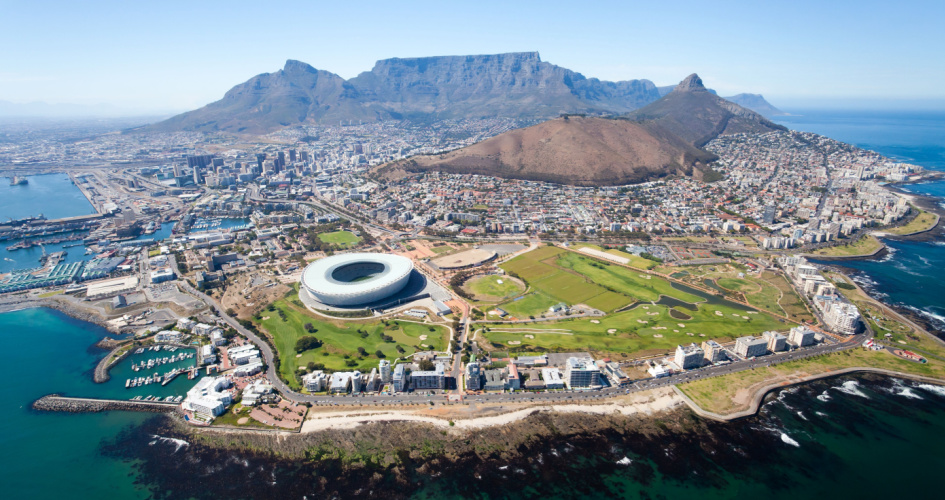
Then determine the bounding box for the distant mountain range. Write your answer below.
[139,52,784,134]
[372,74,784,186]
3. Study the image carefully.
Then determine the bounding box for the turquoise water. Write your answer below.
[0,308,151,499]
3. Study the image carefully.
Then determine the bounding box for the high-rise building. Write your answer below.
[288,149,297,162]
[734,336,768,358]
[379,359,391,383]
[702,340,725,363]
[563,357,600,389]
[674,343,704,370]
[762,205,777,225]
[763,331,787,352]
[465,362,482,390]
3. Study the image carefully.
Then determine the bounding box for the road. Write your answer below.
[179,280,866,406]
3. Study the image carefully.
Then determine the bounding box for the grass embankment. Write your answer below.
[883,208,938,235]
[317,230,361,247]
[811,234,884,257]
[256,292,449,389]
[678,347,945,415]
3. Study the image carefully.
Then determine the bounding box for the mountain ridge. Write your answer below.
[373,74,782,187]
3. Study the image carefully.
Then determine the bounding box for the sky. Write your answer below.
[1,0,943,115]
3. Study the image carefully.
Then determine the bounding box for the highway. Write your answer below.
[179,280,866,406]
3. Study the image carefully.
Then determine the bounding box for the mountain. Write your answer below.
[140,52,663,134]
[625,74,786,147]
[142,60,392,134]
[372,115,718,186]
[721,93,786,117]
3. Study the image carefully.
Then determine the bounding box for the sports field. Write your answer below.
[256,293,448,389]
[465,275,525,302]
[318,230,362,247]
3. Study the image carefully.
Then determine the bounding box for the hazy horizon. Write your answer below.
[2,1,943,117]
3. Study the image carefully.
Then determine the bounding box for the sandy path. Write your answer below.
[300,388,683,433]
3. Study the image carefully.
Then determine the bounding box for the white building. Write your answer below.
[788,326,816,347]
[763,331,787,352]
[823,302,862,335]
[674,344,705,370]
[392,364,408,392]
[241,379,272,406]
[154,331,182,343]
[182,376,232,418]
[702,340,725,363]
[379,359,392,383]
[233,361,263,377]
[734,336,768,358]
[541,367,564,389]
[412,363,446,390]
[466,362,482,391]
[200,344,217,364]
[303,371,327,393]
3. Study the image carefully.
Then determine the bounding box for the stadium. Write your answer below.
[300,253,414,307]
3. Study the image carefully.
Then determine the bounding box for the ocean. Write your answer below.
[775,111,945,333]
[4,109,945,499]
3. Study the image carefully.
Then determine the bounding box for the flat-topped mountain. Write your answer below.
[140,52,664,134]
[372,115,717,186]
[625,74,786,147]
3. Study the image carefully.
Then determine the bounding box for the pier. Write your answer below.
[31,395,178,414]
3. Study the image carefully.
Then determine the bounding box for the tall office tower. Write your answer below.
[256,153,266,170]
[288,149,297,162]
[173,164,182,178]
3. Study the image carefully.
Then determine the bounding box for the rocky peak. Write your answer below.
[283,59,318,74]
[674,73,707,93]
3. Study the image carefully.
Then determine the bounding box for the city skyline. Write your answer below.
[2,0,944,115]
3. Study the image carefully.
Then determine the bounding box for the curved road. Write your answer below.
[180,281,865,406]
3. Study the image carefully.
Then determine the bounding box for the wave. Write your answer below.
[814,411,828,417]
[148,435,190,453]
[816,390,832,402]
[796,411,808,421]
[780,433,801,447]
[832,380,870,399]
[616,457,633,466]
[917,383,945,397]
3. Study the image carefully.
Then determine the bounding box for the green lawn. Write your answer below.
[466,275,525,301]
[495,292,559,319]
[883,208,938,235]
[554,252,703,303]
[811,235,883,257]
[256,293,449,389]
[482,300,785,356]
[679,347,945,415]
[318,230,362,247]
[716,277,758,293]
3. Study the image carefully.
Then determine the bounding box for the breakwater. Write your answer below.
[32,395,178,414]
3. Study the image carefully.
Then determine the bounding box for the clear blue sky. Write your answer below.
[1,0,943,113]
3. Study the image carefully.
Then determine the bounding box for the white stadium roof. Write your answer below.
[300,253,413,307]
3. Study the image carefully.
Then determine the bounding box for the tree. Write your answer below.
[418,358,434,371]
[375,350,385,358]
[295,336,322,352]
[357,346,367,356]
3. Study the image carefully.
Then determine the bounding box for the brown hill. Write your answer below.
[373,115,717,186]
[626,74,786,147]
